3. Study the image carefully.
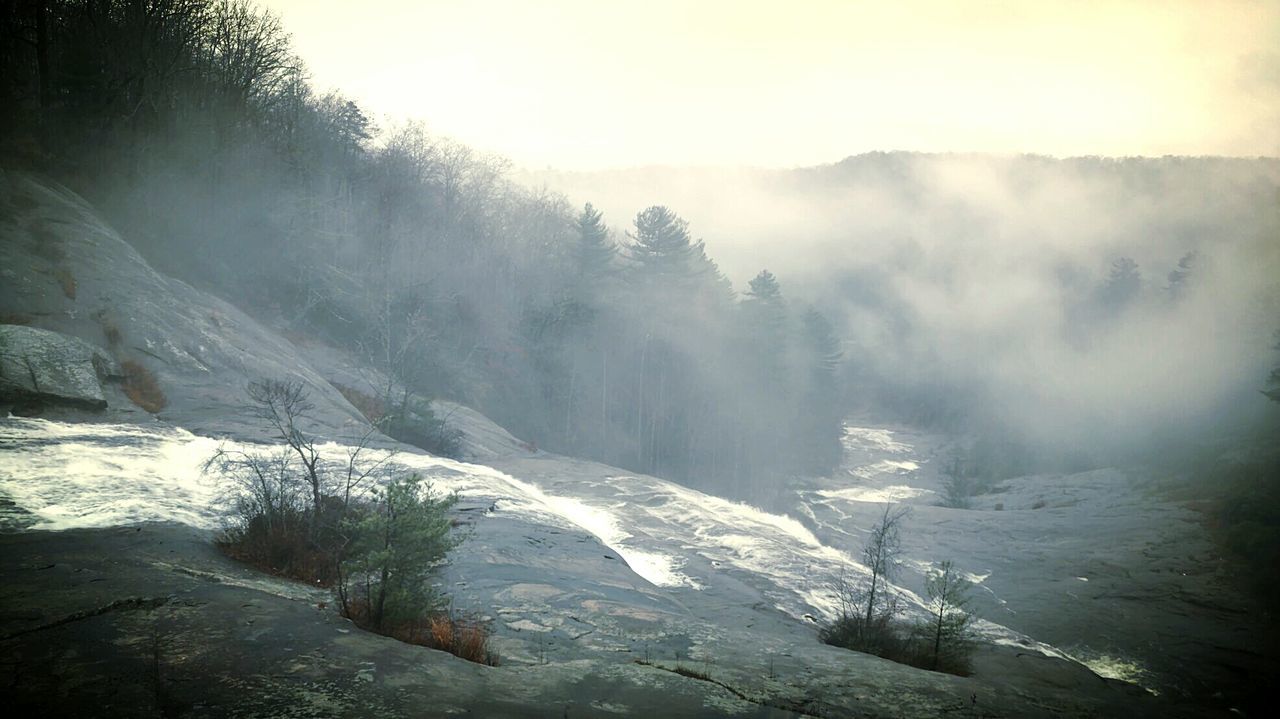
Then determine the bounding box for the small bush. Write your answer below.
[340,600,497,665]
[121,360,166,412]
[338,474,459,630]
[939,456,973,509]
[101,318,121,348]
[0,312,33,326]
[217,510,340,584]
[382,410,464,458]
[820,612,972,676]
[53,268,76,300]
[334,383,387,424]
[29,224,66,263]
[208,445,342,585]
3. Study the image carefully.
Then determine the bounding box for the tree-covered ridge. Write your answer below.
[0,0,846,493]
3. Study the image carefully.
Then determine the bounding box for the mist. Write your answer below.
[3,2,1280,717]
[528,155,1280,462]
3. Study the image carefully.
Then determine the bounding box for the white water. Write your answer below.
[0,417,699,589]
[0,417,896,616]
[0,415,1109,674]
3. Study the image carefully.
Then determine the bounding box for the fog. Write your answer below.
[4,2,1280,716]
[528,155,1280,462]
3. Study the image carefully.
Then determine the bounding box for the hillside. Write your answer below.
[2,172,1268,717]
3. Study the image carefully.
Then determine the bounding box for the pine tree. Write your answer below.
[626,205,704,279]
[574,202,617,285]
[338,474,459,632]
[796,307,844,473]
[1165,251,1197,301]
[1265,330,1280,403]
[1097,256,1142,311]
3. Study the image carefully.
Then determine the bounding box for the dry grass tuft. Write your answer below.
[0,312,33,326]
[340,600,497,666]
[53,268,76,300]
[121,360,166,412]
[333,383,386,424]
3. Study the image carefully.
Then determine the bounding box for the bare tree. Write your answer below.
[204,443,298,535]
[924,560,975,671]
[246,378,324,540]
[939,455,971,509]
[862,503,910,626]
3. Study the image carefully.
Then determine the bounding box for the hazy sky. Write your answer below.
[261,0,1279,170]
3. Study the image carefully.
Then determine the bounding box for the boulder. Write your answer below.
[0,324,115,410]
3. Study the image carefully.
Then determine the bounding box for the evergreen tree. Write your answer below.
[626,205,704,279]
[1266,330,1280,403]
[1165,250,1197,301]
[574,202,616,284]
[1097,256,1142,311]
[742,270,787,348]
[338,474,459,632]
[795,307,844,473]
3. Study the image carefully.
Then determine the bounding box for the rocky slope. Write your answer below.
[0,169,364,439]
[0,171,1261,716]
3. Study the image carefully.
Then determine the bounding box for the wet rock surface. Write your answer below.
[0,524,800,718]
[0,520,1180,718]
[0,324,115,410]
[0,170,365,440]
[0,173,1263,717]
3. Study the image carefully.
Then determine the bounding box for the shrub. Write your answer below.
[207,445,341,585]
[99,316,122,349]
[337,473,459,631]
[121,360,166,412]
[0,312,33,326]
[53,268,76,300]
[939,455,973,509]
[822,509,975,676]
[334,383,387,424]
[382,409,463,459]
[820,608,973,677]
[29,224,66,263]
[1209,457,1280,611]
[339,600,497,665]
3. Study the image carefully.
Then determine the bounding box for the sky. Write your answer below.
[260,0,1280,170]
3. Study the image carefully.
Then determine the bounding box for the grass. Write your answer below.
[0,312,33,326]
[333,383,387,424]
[215,510,341,587]
[820,614,973,677]
[29,224,66,263]
[95,312,122,349]
[121,360,167,413]
[53,268,76,300]
[340,598,497,666]
[1172,454,1280,614]
[215,485,492,666]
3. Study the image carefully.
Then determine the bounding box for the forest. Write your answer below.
[0,0,845,496]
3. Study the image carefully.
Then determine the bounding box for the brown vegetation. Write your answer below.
[53,268,76,300]
[333,383,386,424]
[94,311,122,348]
[340,598,496,665]
[29,224,66,263]
[121,360,166,412]
[0,312,33,326]
[215,512,341,587]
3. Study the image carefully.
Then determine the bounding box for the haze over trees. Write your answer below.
[0,0,845,494]
[2,2,1276,494]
